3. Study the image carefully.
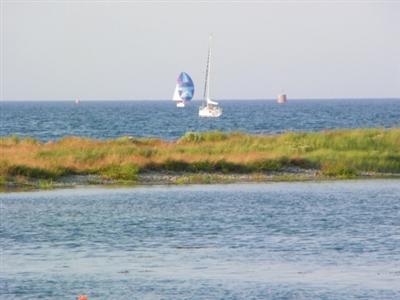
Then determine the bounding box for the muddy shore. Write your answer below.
[2,168,399,192]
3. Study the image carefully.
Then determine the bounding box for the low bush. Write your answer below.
[100,163,139,181]
[179,131,229,143]
[321,163,357,178]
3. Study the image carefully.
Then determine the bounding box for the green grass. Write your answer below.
[175,174,225,184]
[38,179,54,189]
[0,175,6,186]
[1,128,400,184]
[100,163,139,181]
[179,131,230,143]
[6,165,59,179]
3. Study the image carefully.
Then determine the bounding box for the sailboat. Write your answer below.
[199,35,222,117]
[173,72,194,108]
[75,98,80,105]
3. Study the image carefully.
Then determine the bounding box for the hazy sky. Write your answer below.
[1,0,400,100]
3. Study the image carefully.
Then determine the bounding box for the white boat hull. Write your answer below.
[199,105,222,117]
[176,101,185,108]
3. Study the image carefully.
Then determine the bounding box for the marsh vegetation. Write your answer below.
[1,128,399,188]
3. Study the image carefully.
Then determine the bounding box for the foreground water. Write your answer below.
[1,99,399,141]
[1,180,399,299]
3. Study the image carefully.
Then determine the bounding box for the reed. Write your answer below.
[1,128,399,183]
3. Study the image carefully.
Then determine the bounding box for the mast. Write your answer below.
[203,35,212,104]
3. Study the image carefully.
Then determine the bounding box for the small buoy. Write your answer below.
[277,93,287,104]
[77,295,88,300]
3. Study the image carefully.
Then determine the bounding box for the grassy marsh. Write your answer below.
[1,128,399,188]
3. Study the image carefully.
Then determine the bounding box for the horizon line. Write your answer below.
[2,97,400,102]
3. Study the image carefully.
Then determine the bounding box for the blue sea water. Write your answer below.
[1,99,399,141]
[1,181,400,299]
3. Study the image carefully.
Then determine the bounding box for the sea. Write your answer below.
[1,181,400,299]
[1,99,400,299]
[1,99,399,141]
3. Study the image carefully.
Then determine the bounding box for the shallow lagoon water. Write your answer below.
[1,180,400,299]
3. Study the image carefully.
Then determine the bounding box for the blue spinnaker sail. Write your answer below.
[176,72,194,101]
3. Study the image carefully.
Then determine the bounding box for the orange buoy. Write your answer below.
[77,295,88,300]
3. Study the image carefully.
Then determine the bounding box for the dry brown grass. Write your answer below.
[1,128,400,181]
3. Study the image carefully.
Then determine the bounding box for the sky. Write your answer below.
[1,0,400,100]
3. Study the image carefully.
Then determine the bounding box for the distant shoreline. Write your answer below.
[1,128,400,192]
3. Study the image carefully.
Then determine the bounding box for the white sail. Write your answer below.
[203,38,211,103]
[172,84,181,101]
[199,35,222,117]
